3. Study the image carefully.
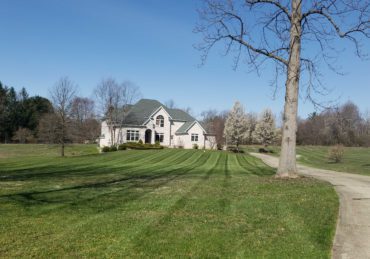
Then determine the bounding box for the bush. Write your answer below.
[101,146,110,153]
[138,139,143,145]
[123,141,164,150]
[258,148,274,153]
[155,141,160,147]
[217,143,223,150]
[193,144,199,149]
[227,146,244,153]
[328,144,344,163]
[118,144,127,150]
[109,146,118,152]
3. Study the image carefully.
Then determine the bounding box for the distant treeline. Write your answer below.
[0,81,100,144]
[297,102,370,146]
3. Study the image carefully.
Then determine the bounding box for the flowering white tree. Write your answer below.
[253,109,277,148]
[224,101,250,151]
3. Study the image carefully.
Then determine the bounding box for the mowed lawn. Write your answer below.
[244,145,370,176]
[297,146,370,176]
[0,145,338,258]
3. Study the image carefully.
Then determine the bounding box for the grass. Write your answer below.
[0,144,338,258]
[244,145,370,176]
[297,146,370,176]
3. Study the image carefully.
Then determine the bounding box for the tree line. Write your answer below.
[202,101,370,149]
[0,82,52,143]
[0,79,101,147]
[297,102,370,147]
[0,77,142,156]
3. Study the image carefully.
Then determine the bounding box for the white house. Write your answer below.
[99,99,216,149]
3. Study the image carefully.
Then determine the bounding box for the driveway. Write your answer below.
[250,153,370,259]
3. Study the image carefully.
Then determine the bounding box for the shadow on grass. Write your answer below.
[0,151,213,211]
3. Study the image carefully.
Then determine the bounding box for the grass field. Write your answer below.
[0,144,338,257]
[244,145,370,176]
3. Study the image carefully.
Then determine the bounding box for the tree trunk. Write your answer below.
[61,119,65,157]
[61,141,65,157]
[276,0,301,178]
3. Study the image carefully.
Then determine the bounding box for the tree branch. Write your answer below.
[246,0,291,21]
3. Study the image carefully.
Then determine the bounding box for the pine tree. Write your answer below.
[252,109,277,148]
[223,101,249,150]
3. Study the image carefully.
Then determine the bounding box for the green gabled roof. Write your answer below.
[124,99,163,125]
[117,98,208,134]
[175,121,195,134]
[167,108,195,122]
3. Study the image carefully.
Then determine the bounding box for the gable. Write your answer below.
[123,99,163,125]
[176,120,206,135]
[143,106,172,125]
[107,98,197,127]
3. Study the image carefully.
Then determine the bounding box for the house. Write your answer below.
[99,99,216,149]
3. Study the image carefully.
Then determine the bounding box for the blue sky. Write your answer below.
[1,0,369,119]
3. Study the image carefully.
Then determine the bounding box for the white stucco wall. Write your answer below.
[99,121,111,147]
[146,107,173,146]
[99,121,146,147]
[173,122,216,149]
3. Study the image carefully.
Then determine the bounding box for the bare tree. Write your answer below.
[196,0,370,178]
[70,97,99,143]
[37,113,60,144]
[201,109,228,147]
[71,97,95,124]
[12,128,35,143]
[50,77,77,156]
[165,99,176,108]
[94,78,141,146]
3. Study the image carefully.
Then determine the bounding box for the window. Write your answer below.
[155,133,164,143]
[126,130,139,141]
[156,115,164,127]
[191,134,199,142]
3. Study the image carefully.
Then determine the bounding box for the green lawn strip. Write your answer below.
[297,146,370,176]
[242,145,370,176]
[0,146,339,257]
[0,150,210,257]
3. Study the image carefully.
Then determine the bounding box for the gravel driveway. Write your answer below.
[250,153,370,259]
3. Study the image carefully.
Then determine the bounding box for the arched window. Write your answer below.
[156,115,164,127]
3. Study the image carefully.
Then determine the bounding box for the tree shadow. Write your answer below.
[0,150,211,213]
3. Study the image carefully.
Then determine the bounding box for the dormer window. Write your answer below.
[156,115,164,127]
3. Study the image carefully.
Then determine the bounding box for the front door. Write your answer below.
[145,129,152,144]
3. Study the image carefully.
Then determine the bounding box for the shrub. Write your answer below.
[227,146,244,153]
[118,144,127,150]
[258,148,269,153]
[193,144,199,149]
[155,141,160,147]
[138,139,143,145]
[101,146,110,153]
[328,144,344,163]
[217,143,223,150]
[109,146,118,152]
[122,142,164,150]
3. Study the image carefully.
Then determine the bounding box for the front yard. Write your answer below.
[0,145,338,257]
